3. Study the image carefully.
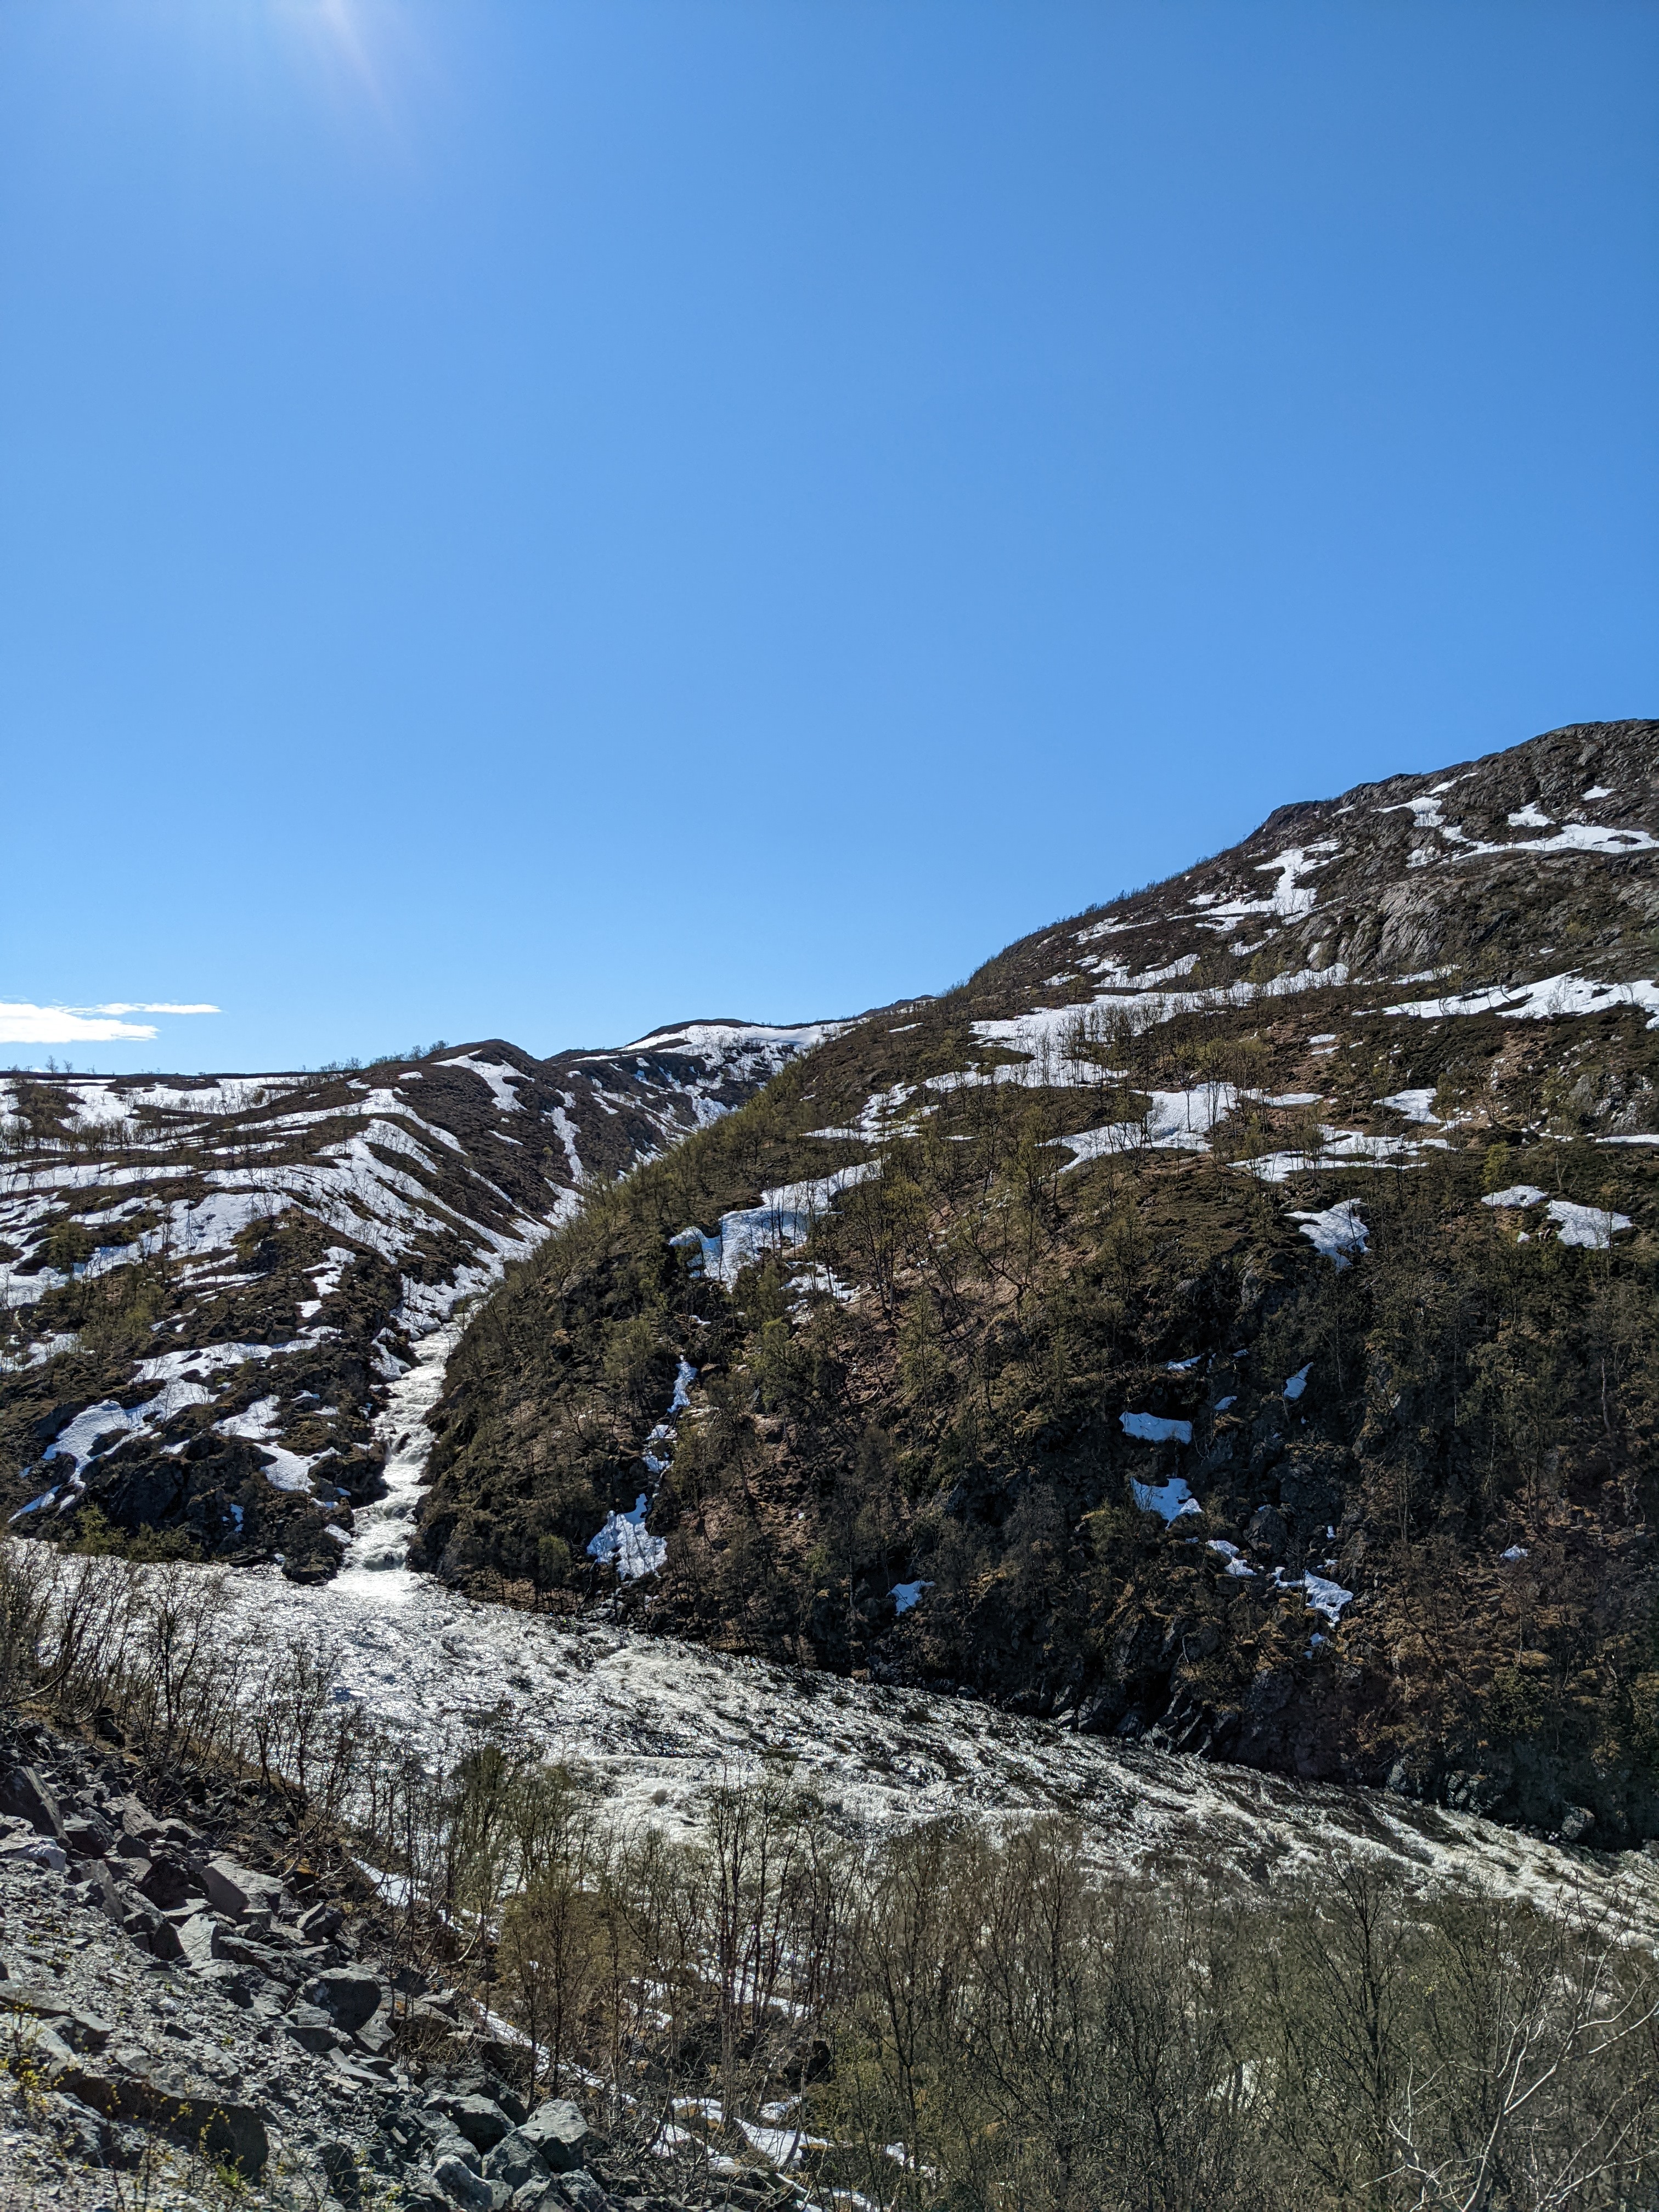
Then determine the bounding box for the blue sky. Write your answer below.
[3,0,1656,1073]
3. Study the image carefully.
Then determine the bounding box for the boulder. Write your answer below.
[0,1831,68,1873]
[285,2001,343,2053]
[0,1764,67,1843]
[108,1793,163,1843]
[541,2172,607,2212]
[0,1980,111,2051]
[483,2127,550,2191]
[432,2152,494,2210]
[50,2059,269,2177]
[303,1964,385,2034]
[191,1961,271,2007]
[518,2100,589,2173]
[53,2090,109,2169]
[138,1853,204,1910]
[114,1884,167,1949]
[177,1911,224,1969]
[203,1854,284,1920]
[433,2092,514,2152]
[60,1809,116,1858]
[218,1932,303,1983]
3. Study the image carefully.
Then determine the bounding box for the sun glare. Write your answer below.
[272,0,403,112]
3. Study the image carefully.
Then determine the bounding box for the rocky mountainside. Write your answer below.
[422,720,1659,1843]
[1,1021,837,1580]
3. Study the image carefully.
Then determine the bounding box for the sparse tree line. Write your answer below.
[3,1541,1658,2211]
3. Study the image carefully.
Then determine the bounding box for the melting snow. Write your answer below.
[891,1580,932,1615]
[673,1163,881,1288]
[1547,1200,1632,1250]
[1130,1474,1200,1520]
[1301,1572,1354,1623]
[218,1397,320,1493]
[1121,1412,1193,1445]
[1288,1200,1368,1268]
[437,1055,526,1114]
[1481,1188,1631,1248]
[1389,973,1659,1027]
[586,1496,667,1582]
[1283,1364,1312,1401]
[1379,1088,1438,1122]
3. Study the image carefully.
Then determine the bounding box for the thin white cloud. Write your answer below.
[0,1001,221,1045]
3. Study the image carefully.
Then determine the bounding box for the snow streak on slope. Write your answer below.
[1,1024,837,1573]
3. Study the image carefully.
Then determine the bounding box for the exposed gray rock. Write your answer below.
[304,1962,385,2032]
[0,1763,67,1842]
[204,1852,285,1919]
[520,2097,590,2172]
[49,2056,270,2176]
[135,1848,202,1909]
[59,1809,115,1858]
[485,2124,552,2190]
[540,2171,610,2212]
[300,1898,345,1941]
[286,1999,344,2052]
[436,2090,515,2151]
[434,2150,498,2209]
[176,1909,223,1967]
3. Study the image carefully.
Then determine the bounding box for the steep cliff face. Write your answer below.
[424,722,1659,1842]
[0,1021,837,1577]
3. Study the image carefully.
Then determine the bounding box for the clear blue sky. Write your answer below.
[3,1,1656,1073]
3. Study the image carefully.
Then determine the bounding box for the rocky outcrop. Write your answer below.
[0,1713,805,2211]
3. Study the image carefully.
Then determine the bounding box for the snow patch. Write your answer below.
[1288,1200,1368,1268]
[587,1496,668,1582]
[437,1054,526,1114]
[1130,1474,1200,1521]
[1387,973,1659,1027]
[1378,1088,1438,1123]
[1121,1412,1193,1445]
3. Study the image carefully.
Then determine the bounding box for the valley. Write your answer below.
[5,718,1659,2209]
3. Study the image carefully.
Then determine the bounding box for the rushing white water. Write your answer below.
[332,1325,459,1600]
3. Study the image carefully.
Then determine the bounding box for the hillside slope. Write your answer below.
[1,1020,836,1579]
[423,720,1659,1843]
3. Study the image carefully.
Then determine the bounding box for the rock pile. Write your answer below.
[0,1716,803,2210]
